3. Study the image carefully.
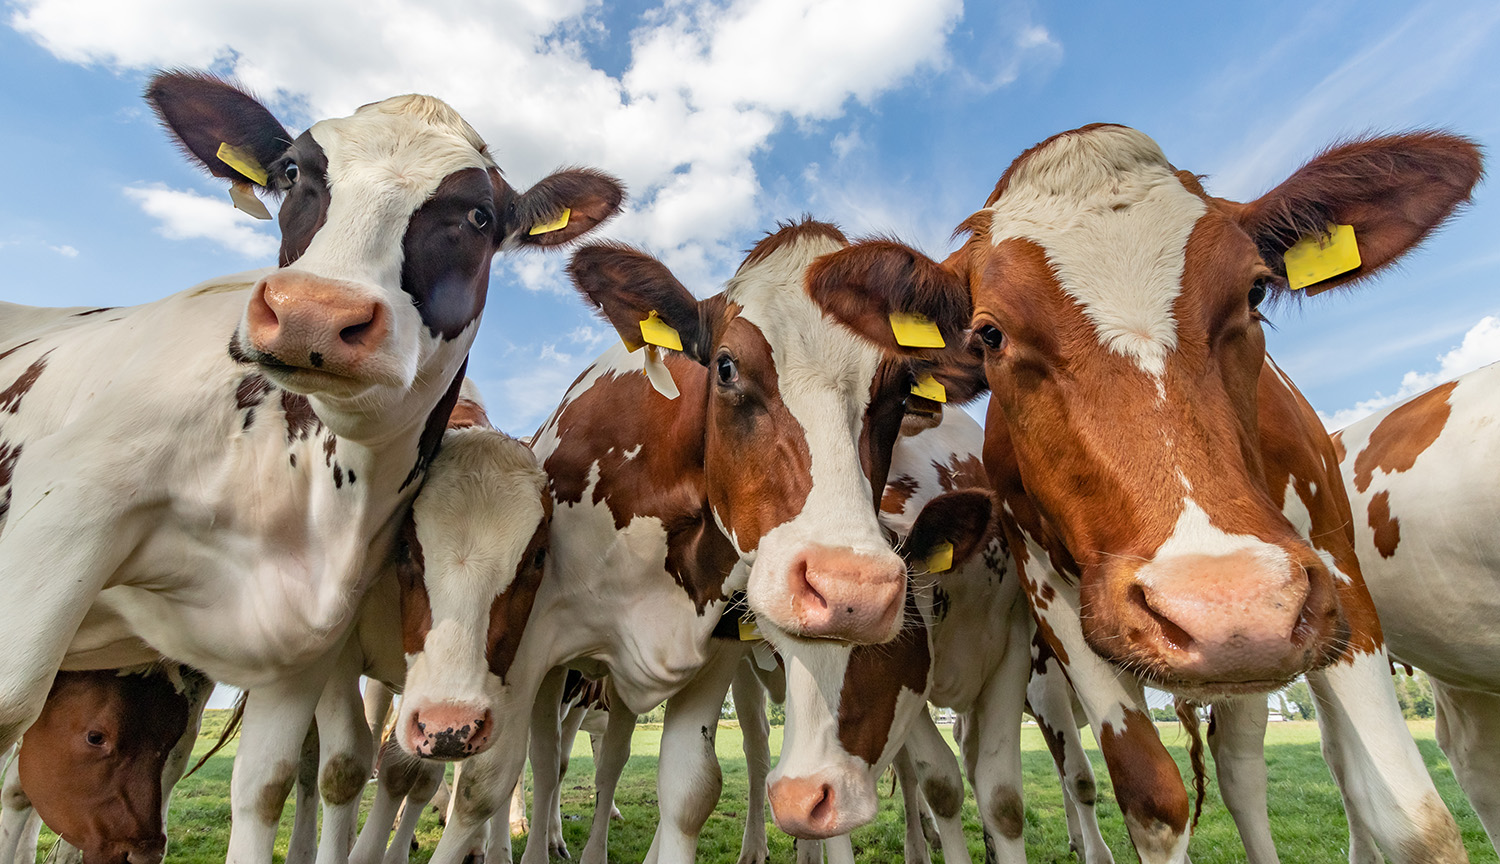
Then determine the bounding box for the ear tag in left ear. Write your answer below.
[640,311,684,351]
[528,207,571,236]
[1285,224,1361,291]
[926,542,954,574]
[911,373,947,403]
[229,181,273,221]
[738,617,763,642]
[216,142,268,186]
[890,311,945,348]
[642,344,680,400]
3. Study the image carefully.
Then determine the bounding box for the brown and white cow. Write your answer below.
[804,125,1481,863]
[0,69,621,864]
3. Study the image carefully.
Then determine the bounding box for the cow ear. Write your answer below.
[1236,131,1482,296]
[567,243,715,365]
[806,240,972,355]
[904,489,994,574]
[507,168,626,248]
[146,70,292,189]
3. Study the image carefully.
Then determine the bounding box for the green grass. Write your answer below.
[43,714,1494,863]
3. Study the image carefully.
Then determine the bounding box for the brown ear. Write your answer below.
[903,489,994,573]
[1237,131,1482,295]
[146,70,292,189]
[806,239,973,355]
[508,168,626,247]
[567,243,715,364]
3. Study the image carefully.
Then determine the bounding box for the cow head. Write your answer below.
[566,219,924,644]
[146,71,623,438]
[767,488,993,838]
[805,126,1481,696]
[392,387,551,759]
[18,669,190,864]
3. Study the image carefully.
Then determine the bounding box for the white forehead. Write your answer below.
[986,126,1207,377]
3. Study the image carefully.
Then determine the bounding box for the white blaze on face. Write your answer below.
[987,126,1206,379]
[1139,498,1292,580]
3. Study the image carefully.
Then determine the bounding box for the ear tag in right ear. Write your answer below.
[889,311,945,348]
[911,373,947,403]
[926,542,954,574]
[642,345,680,400]
[640,311,684,351]
[738,617,763,642]
[528,208,572,236]
[1285,224,1361,291]
[229,181,273,221]
[216,142,268,186]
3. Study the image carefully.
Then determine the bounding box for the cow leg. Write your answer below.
[732,659,771,864]
[893,746,934,864]
[579,700,635,864]
[0,753,33,864]
[1029,662,1113,864]
[1204,696,1278,864]
[822,834,855,864]
[548,701,590,859]
[1309,652,1466,863]
[287,723,322,864]
[351,739,426,864]
[794,838,821,864]
[960,597,1032,864]
[364,680,395,743]
[585,731,622,821]
[313,642,376,864]
[905,712,973,864]
[429,728,531,864]
[508,777,527,837]
[647,644,740,864]
[382,759,445,864]
[1432,680,1500,852]
[519,667,568,864]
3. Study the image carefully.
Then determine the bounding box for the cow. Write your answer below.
[0,68,622,864]
[0,666,212,864]
[801,124,1482,863]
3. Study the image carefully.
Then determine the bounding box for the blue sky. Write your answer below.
[3,0,1499,435]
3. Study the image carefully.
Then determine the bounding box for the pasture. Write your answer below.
[54,712,1496,864]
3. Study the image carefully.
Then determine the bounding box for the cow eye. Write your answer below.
[531,546,546,570]
[284,161,299,183]
[467,207,493,231]
[716,354,738,386]
[976,325,1004,351]
[1248,278,1268,310]
[85,731,106,747]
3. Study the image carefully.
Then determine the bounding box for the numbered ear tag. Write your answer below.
[216,142,268,186]
[1285,224,1361,291]
[889,311,946,348]
[926,542,954,574]
[228,181,273,221]
[642,345,680,400]
[738,617,763,642]
[528,207,571,236]
[640,311,683,351]
[911,373,947,403]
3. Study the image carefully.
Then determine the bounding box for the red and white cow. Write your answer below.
[804,125,1482,863]
[0,69,622,864]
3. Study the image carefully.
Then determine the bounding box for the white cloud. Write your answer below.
[122,183,279,259]
[49,244,79,258]
[1319,315,1500,430]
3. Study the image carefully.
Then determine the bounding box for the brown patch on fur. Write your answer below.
[486,513,550,682]
[987,786,1025,840]
[0,440,22,526]
[395,514,432,655]
[922,776,963,820]
[256,760,299,825]
[448,397,491,430]
[235,373,271,409]
[281,391,321,442]
[933,453,986,493]
[0,353,49,414]
[881,474,919,515]
[837,591,929,764]
[1097,709,1189,839]
[0,341,36,363]
[318,752,368,806]
[402,360,468,492]
[1352,381,1457,492]
[738,217,848,273]
[1330,430,1346,464]
[1368,490,1400,558]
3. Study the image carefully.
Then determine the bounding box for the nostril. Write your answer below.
[808,783,835,827]
[340,318,374,347]
[1129,585,1195,651]
[793,557,828,612]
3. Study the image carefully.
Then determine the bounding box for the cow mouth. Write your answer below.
[227,330,375,392]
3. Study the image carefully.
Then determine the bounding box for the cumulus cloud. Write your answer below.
[1319,315,1500,430]
[49,244,79,258]
[122,183,279,259]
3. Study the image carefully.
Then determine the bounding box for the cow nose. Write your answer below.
[246,272,389,374]
[786,546,905,643]
[406,705,493,760]
[124,835,166,864]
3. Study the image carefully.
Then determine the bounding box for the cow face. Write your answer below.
[566,220,917,644]
[767,489,993,838]
[18,670,190,864]
[392,417,551,760]
[805,126,1481,696]
[145,71,623,437]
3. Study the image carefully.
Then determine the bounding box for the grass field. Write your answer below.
[50,712,1496,864]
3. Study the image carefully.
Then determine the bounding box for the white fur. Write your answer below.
[1135,498,1292,587]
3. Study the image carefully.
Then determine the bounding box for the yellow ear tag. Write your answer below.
[216,142,268,186]
[889,311,945,348]
[738,617,763,642]
[640,311,684,351]
[228,181,273,221]
[911,373,947,403]
[926,542,954,574]
[1284,224,1361,291]
[528,208,572,236]
[642,345,680,401]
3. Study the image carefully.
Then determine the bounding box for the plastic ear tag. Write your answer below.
[1285,224,1361,291]
[926,542,954,574]
[528,208,571,236]
[228,181,273,221]
[642,344,680,400]
[738,617,763,642]
[216,142,268,186]
[889,311,945,348]
[911,374,947,403]
[640,311,683,351]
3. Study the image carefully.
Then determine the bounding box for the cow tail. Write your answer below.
[1175,698,1207,830]
[183,691,247,779]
